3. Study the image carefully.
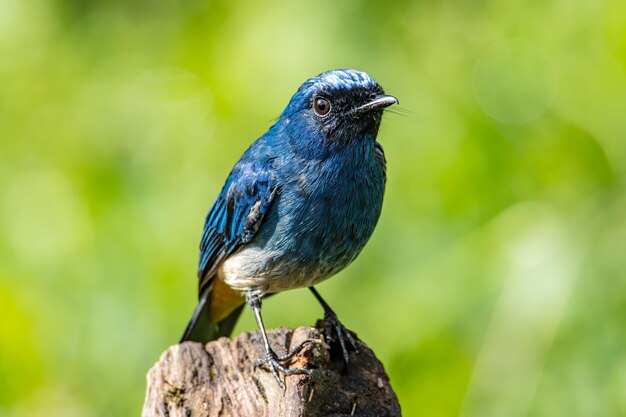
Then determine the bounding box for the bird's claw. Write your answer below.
[254,348,312,389]
[322,310,358,364]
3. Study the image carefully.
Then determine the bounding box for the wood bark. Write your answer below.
[142,325,401,416]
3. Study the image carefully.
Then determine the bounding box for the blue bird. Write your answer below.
[180,69,397,386]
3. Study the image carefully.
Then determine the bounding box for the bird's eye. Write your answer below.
[313,97,331,116]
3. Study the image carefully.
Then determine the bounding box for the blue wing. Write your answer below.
[197,157,276,293]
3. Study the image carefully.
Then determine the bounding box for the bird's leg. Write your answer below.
[309,287,358,364]
[246,292,311,388]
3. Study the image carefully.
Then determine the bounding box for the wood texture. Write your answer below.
[142,325,400,417]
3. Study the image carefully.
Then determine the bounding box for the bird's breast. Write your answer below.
[219,146,386,295]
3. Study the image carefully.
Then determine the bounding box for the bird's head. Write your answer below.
[277,69,398,154]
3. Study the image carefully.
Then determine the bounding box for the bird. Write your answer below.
[180,69,397,387]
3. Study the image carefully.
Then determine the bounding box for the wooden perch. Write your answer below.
[142,325,401,416]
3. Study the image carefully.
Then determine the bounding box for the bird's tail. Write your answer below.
[180,286,245,344]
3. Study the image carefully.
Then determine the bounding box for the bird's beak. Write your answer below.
[356,95,399,114]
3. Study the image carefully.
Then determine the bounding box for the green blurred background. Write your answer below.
[1,0,625,415]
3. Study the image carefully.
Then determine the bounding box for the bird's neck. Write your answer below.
[274,120,376,162]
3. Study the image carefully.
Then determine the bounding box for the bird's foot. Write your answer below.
[321,310,359,364]
[254,344,313,389]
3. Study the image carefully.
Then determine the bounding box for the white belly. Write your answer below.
[217,247,327,295]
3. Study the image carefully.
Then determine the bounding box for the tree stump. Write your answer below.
[142,325,401,416]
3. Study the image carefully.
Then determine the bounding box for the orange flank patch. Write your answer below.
[208,279,245,323]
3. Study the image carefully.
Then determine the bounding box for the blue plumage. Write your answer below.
[197,156,276,283]
[181,69,397,385]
